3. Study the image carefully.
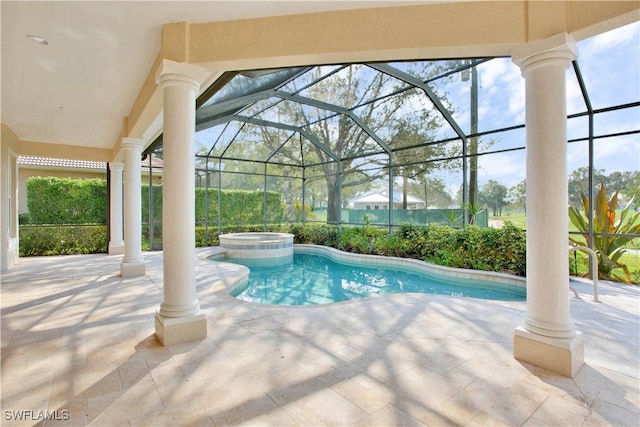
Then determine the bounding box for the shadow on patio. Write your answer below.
[1,249,638,426]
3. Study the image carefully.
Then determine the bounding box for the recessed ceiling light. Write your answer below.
[26,34,49,46]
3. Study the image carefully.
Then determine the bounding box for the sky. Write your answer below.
[457,21,640,190]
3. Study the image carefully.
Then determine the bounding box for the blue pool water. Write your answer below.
[221,253,525,306]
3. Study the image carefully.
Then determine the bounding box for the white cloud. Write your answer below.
[575,21,640,108]
[584,21,640,56]
[477,151,526,188]
[480,58,508,88]
[567,141,589,173]
[594,135,640,172]
[567,134,639,176]
[477,59,525,128]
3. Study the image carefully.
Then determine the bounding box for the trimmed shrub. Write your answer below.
[141,184,163,224]
[339,225,386,254]
[195,226,219,247]
[26,177,107,224]
[289,223,339,247]
[19,225,107,256]
[193,187,285,224]
[376,223,526,276]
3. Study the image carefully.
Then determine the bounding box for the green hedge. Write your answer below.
[25,177,107,224]
[282,223,527,276]
[289,223,339,247]
[195,188,284,223]
[142,185,285,225]
[24,178,285,226]
[18,220,526,278]
[19,176,526,277]
[141,184,163,223]
[395,223,527,276]
[19,225,107,256]
[286,222,526,277]
[197,221,527,278]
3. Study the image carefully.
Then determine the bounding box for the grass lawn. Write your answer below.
[493,212,527,229]
[492,211,639,247]
[493,208,640,229]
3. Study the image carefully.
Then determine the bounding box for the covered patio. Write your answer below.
[1,250,638,425]
[2,2,639,423]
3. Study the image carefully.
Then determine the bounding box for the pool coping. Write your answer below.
[201,244,526,307]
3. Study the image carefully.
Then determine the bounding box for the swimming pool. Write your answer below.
[216,248,526,305]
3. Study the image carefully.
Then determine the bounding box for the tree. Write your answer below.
[607,170,640,202]
[626,174,640,203]
[254,64,459,223]
[507,179,526,214]
[568,167,606,208]
[390,118,455,209]
[480,180,508,216]
[409,177,452,208]
[567,167,638,209]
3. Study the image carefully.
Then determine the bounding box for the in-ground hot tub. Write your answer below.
[218,232,294,260]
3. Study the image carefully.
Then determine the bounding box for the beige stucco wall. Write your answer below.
[187,1,639,68]
[18,140,113,162]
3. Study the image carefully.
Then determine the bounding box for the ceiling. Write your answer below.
[0,1,429,151]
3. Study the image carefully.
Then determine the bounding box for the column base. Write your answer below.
[155,312,207,346]
[514,326,584,377]
[120,261,145,277]
[108,241,124,255]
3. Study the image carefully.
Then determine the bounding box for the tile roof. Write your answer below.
[18,156,106,170]
[18,156,164,172]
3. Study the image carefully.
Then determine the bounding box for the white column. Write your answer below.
[512,33,584,377]
[108,162,124,255]
[154,60,208,346]
[120,138,146,277]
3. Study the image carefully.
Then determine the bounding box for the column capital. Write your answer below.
[512,32,578,75]
[155,59,210,90]
[121,137,144,151]
[109,162,124,171]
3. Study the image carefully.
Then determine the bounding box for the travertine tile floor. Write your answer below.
[1,248,638,426]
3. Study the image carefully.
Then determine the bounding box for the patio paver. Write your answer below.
[1,249,638,426]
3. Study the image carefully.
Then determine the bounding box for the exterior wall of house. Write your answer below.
[18,140,113,162]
